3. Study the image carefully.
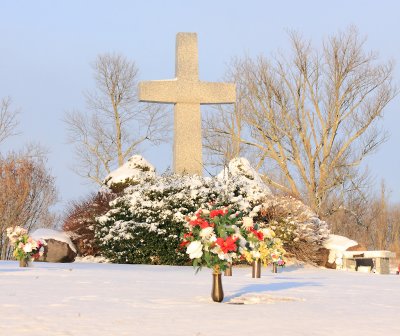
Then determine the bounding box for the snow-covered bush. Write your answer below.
[256,196,330,263]
[95,155,330,265]
[95,157,271,264]
[103,155,156,193]
[96,174,213,264]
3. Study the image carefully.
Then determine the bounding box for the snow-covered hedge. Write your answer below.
[95,156,330,264]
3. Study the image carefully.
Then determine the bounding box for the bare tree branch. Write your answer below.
[0,97,19,145]
[65,53,171,185]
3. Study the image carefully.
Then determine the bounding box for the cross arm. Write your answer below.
[139,80,179,104]
[197,82,236,104]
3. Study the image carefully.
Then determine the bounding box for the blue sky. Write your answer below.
[0,0,399,211]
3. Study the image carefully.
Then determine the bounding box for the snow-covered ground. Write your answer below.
[1,261,399,336]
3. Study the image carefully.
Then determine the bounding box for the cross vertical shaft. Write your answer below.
[174,103,202,174]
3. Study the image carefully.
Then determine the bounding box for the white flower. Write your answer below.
[209,235,217,242]
[239,237,247,248]
[23,243,33,253]
[261,228,275,239]
[242,217,253,229]
[202,209,210,215]
[218,253,226,260]
[200,227,214,240]
[186,241,203,259]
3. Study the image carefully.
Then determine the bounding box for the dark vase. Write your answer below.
[211,272,224,302]
[272,263,278,273]
[252,259,261,278]
[19,259,29,267]
[224,263,232,276]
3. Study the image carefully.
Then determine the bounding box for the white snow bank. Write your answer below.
[323,234,358,265]
[103,155,155,187]
[74,255,110,263]
[323,234,358,251]
[31,228,77,253]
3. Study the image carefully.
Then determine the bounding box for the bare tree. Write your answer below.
[65,53,169,185]
[206,27,397,215]
[0,148,58,259]
[0,96,18,145]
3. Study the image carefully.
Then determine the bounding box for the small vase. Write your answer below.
[224,263,232,276]
[211,272,224,302]
[19,259,29,267]
[252,259,261,278]
[272,263,278,273]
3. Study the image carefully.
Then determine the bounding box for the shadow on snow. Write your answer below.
[224,281,321,301]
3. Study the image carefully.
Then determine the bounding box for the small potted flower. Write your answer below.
[239,217,277,278]
[180,207,241,302]
[6,226,45,267]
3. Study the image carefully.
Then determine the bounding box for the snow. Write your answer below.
[343,250,396,258]
[103,155,155,188]
[30,228,77,253]
[323,234,358,265]
[1,261,399,335]
[217,157,272,196]
[323,234,358,251]
[74,256,110,263]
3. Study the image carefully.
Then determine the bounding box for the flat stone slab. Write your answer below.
[342,250,396,258]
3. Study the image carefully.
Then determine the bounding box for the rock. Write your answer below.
[31,229,77,263]
[38,239,77,263]
[315,247,331,267]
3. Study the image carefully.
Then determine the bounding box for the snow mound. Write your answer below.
[74,256,110,263]
[103,155,156,188]
[227,293,304,305]
[323,234,358,266]
[31,228,77,253]
[323,234,358,251]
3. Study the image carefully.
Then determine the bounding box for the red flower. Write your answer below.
[216,236,238,253]
[249,227,264,241]
[179,240,190,249]
[189,217,212,229]
[210,209,228,218]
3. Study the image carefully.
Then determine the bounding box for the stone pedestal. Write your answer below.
[375,257,390,274]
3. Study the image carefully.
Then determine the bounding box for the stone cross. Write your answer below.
[139,32,236,175]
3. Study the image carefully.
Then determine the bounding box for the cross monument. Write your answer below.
[139,32,236,175]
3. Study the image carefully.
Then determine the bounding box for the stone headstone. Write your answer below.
[31,229,77,263]
[139,33,236,175]
[37,239,77,263]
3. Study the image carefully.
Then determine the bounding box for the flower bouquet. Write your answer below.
[239,217,281,277]
[6,226,45,267]
[180,207,241,302]
[271,240,286,273]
